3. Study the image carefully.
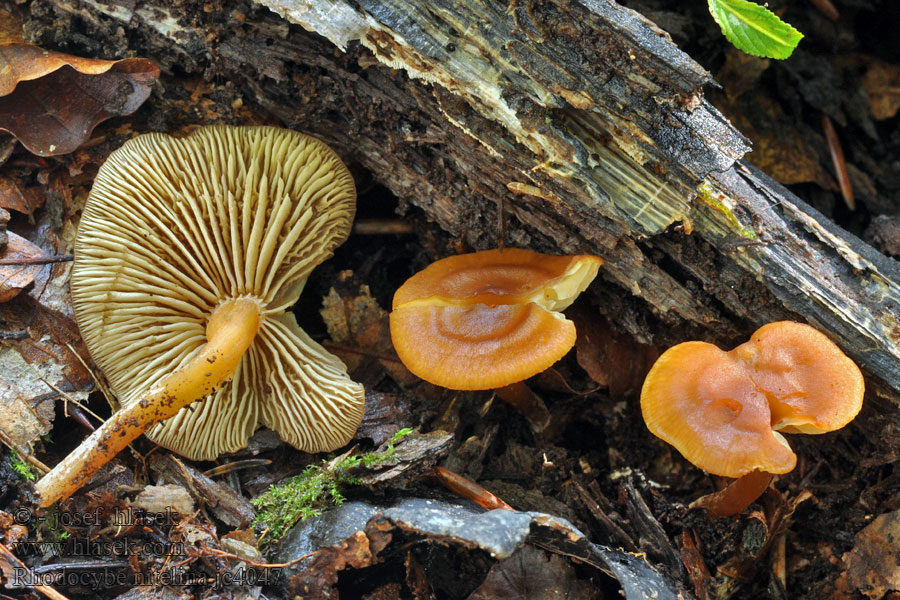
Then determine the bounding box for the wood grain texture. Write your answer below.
[36,0,900,396]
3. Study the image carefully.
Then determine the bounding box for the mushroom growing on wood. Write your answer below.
[35,125,364,506]
[390,248,602,390]
[640,321,864,517]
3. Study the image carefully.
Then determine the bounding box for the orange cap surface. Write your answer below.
[390,303,576,390]
[733,321,865,434]
[390,248,602,390]
[641,322,864,478]
[641,341,797,478]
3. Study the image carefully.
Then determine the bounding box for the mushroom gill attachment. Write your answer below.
[640,321,864,517]
[35,126,364,506]
[390,248,602,390]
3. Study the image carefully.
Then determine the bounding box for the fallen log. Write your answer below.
[31,0,900,399]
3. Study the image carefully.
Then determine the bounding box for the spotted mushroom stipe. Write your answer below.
[70,125,364,459]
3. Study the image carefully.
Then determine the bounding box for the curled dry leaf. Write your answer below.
[0,230,42,302]
[0,173,45,222]
[320,281,417,387]
[0,43,160,156]
[570,305,659,398]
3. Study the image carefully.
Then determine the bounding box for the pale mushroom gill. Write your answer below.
[71,126,364,459]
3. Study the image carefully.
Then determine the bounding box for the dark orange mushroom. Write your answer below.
[390,248,602,390]
[641,321,864,517]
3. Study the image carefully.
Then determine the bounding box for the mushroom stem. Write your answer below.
[689,470,774,518]
[34,297,262,506]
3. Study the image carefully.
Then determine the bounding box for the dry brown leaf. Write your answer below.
[0,263,93,451]
[716,47,771,101]
[713,85,836,190]
[0,347,58,447]
[0,174,43,222]
[862,59,900,120]
[468,545,599,600]
[0,43,160,156]
[841,509,900,599]
[288,528,393,600]
[320,279,417,387]
[0,230,41,302]
[0,9,24,45]
[569,305,659,398]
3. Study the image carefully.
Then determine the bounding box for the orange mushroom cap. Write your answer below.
[733,321,865,434]
[390,248,602,390]
[641,321,864,479]
[641,341,797,478]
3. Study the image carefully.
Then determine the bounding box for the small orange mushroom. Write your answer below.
[641,321,863,517]
[390,248,602,390]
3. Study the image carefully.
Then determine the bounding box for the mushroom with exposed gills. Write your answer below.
[640,321,864,518]
[390,248,602,390]
[35,126,365,507]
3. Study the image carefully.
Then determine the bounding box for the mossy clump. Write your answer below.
[252,428,413,540]
[8,449,37,482]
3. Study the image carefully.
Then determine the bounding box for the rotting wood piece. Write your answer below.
[30,0,900,397]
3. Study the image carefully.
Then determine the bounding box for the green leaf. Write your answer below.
[708,0,803,59]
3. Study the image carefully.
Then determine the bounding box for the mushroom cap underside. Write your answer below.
[392,248,602,312]
[71,125,364,459]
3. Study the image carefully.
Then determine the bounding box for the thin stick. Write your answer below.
[0,255,74,266]
[26,362,105,424]
[65,343,117,411]
[193,546,316,569]
[352,219,414,235]
[821,114,855,211]
[0,543,71,600]
[204,459,272,477]
[0,426,50,474]
[430,466,513,511]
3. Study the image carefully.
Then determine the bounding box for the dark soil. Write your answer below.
[3,0,899,599]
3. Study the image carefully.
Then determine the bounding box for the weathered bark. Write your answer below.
[30,0,900,398]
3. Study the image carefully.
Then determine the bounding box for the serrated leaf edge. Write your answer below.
[708,0,804,59]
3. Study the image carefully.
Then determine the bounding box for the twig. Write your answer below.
[25,362,104,425]
[0,543,71,600]
[430,466,513,510]
[0,426,50,474]
[352,219,414,235]
[822,114,855,210]
[0,255,74,266]
[190,546,316,569]
[65,343,117,412]
[204,459,272,477]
